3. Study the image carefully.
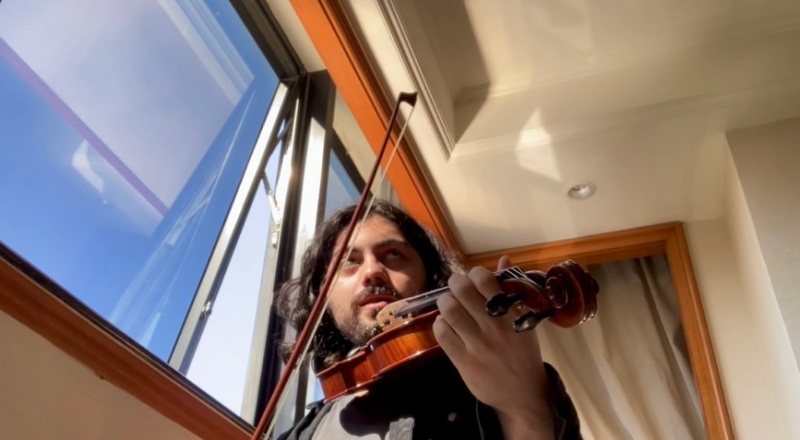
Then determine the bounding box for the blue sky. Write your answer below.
[0,0,278,360]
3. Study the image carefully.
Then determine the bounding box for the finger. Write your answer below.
[436,290,481,341]
[447,271,490,317]
[450,268,513,336]
[466,266,527,331]
[497,255,511,271]
[432,313,467,354]
[467,265,505,301]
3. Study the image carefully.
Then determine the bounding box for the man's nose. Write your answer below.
[362,256,388,285]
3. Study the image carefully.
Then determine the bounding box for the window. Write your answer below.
[0,0,399,427]
[182,111,294,417]
[0,0,278,359]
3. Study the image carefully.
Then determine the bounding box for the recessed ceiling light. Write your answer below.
[567,181,596,200]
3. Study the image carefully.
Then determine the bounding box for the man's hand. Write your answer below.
[434,256,554,439]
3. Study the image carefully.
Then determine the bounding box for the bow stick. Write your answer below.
[250,91,418,439]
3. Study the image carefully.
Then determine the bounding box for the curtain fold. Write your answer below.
[538,256,705,440]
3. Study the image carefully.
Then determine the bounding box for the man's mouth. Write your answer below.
[357,294,399,311]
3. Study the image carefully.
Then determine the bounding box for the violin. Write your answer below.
[316,260,599,401]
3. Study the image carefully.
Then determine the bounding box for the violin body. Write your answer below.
[317,311,440,401]
[316,260,599,401]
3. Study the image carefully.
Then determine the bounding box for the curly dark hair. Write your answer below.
[275,199,463,372]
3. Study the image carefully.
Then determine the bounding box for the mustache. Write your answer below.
[354,285,401,304]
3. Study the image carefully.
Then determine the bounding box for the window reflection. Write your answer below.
[185,169,275,414]
[324,136,363,218]
[0,0,278,359]
[183,115,289,417]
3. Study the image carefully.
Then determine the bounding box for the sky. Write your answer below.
[0,0,279,413]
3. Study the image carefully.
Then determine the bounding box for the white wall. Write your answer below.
[726,118,800,363]
[684,142,800,439]
[0,310,201,440]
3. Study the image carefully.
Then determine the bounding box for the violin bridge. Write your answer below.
[376,298,413,331]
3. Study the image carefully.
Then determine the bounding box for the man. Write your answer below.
[276,200,580,439]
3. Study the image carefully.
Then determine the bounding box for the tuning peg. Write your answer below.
[485,291,527,317]
[512,310,553,332]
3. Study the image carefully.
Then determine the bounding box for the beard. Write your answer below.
[334,313,380,347]
[335,285,401,346]
[312,305,381,371]
[313,285,411,370]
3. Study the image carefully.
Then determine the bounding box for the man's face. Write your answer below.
[327,214,427,346]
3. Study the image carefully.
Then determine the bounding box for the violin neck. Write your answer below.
[388,287,447,318]
[387,267,528,319]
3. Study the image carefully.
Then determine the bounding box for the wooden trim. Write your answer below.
[465,222,674,271]
[666,226,734,439]
[0,252,251,440]
[466,222,735,440]
[289,0,460,253]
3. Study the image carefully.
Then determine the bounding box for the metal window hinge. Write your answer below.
[200,300,213,319]
[263,171,283,248]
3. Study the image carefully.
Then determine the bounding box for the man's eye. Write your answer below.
[385,249,403,260]
[342,257,360,267]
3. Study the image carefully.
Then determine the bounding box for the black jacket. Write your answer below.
[277,361,581,440]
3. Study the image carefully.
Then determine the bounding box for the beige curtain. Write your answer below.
[538,256,705,440]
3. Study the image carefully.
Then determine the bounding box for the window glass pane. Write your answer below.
[324,144,363,218]
[0,0,279,359]
[185,139,284,416]
[330,90,397,204]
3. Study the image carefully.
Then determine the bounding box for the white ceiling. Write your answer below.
[297,0,800,254]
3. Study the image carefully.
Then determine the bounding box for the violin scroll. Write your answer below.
[487,260,599,331]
